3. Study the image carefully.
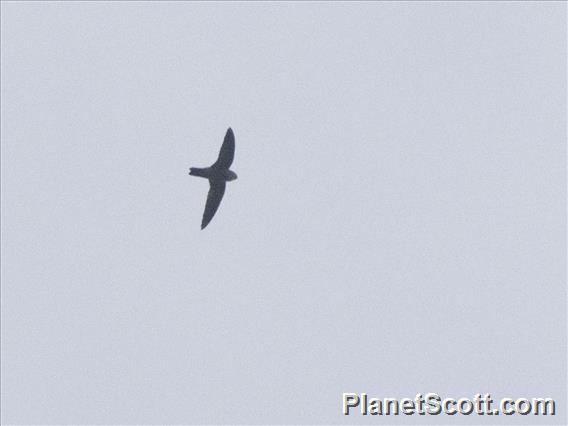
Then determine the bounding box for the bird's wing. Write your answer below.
[213,127,235,169]
[201,180,226,229]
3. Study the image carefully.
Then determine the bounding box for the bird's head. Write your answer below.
[227,170,238,181]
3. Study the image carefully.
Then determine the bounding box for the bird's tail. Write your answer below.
[189,167,208,178]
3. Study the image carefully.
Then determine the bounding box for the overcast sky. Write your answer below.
[1,2,566,424]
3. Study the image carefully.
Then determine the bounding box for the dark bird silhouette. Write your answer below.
[189,127,238,229]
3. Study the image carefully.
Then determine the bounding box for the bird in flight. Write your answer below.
[189,127,238,229]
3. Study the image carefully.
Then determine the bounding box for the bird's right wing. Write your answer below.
[201,180,226,229]
[213,127,235,169]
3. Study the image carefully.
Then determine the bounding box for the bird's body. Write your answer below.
[189,128,237,229]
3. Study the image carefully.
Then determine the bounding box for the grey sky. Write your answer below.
[1,2,566,424]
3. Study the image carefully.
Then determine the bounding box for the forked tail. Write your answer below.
[189,167,209,178]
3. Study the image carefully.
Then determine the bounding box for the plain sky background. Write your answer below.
[1,1,566,424]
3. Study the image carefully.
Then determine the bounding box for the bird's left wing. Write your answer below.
[201,180,226,229]
[213,127,235,169]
